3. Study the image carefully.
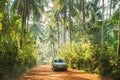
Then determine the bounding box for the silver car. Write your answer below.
[52,58,67,71]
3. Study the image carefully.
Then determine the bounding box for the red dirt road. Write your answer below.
[13,65,113,80]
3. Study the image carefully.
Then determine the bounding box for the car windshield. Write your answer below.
[54,59,64,63]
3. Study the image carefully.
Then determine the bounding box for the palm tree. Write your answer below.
[118,7,120,56]
[0,0,8,12]
[11,0,44,48]
[82,0,85,29]
[45,25,57,57]
[52,0,77,44]
[86,0,102,23]
[85,0,102,42]
[52,0,67,44]
[11,0,44,19]
[54,10,60,47]
[101,0,104,50]
[68,0,74,43]
[20,0,26,48]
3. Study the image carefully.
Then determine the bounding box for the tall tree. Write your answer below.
[82,0,85,29]
[11,0,44,48]
[54,10,60,47]
[63,2,67,43]
[20,0,26,48]
[68,0,72,43]
[52,0,77,44]
[101,0,104,50]
[45,25,57,57]
[118,7,120,56]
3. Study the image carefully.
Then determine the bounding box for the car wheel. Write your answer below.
[53,68,56,71]
[64,69,67,71]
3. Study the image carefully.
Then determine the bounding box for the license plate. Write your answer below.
[57,66,63,68]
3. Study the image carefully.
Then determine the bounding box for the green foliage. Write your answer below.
[110,56,120,80]
[58,42,83,68]
[0,0,119,80]
[0,0,9,12]
[0,11,37,80]
[57,41,120,79]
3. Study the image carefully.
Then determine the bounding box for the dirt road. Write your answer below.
[13,65,113,80]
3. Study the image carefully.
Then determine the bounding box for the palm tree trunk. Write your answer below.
[117,8,120,56]
[64,24,66,43]
[110,0,112,17]
[57,17,60,48]
[64,4,66,43]
[78,0,82,36]
[7,1,10,18]
[69,0,72,43]
[82,0,88,44]
[20,0,26,49]
[52,43,55,58]
[26,16,29,32]
[22,0,27,36]
[82,0,85,29]
[101,0,104,50]
[106,0,109,18]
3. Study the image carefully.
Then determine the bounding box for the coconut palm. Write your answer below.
[11,0,44,48]
[52,0,67,44]
[11,0,44,20]
[118,8,120,56]
[52,0,79,44]
[113,7,120,55]
[82,0,85,29]
[86,0,102,24]
[11,0,44,31]
[45,25,57,57]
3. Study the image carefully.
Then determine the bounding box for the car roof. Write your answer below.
[53,58,64,60]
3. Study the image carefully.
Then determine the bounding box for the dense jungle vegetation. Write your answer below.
[0,0,120,80]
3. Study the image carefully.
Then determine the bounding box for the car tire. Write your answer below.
[53,68,56,71]
[64,68,67,71]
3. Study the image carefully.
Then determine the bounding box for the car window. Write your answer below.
[58,59,64,62]
[53,59,64,63]
[54,60,57,62]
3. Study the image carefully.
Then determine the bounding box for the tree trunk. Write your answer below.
[82,0,85,29]
[63,4,66,43]
[22,0,27,36]
[101,0,104,50]
[69,0,72,43]
[20,0,26,49]
[64,24,66,43]
[117,8,120,56]
[78,0,82,35]
[57,17,60,48]
[26,16,29,32]
[110,0,112,17]
[52,43,55,58]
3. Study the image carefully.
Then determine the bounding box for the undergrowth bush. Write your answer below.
[58,42,120,80]
[0,12,37,79]
[111,56,120,80]
[0,37,37,79]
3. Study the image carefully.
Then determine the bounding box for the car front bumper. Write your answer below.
[53,65,67,71]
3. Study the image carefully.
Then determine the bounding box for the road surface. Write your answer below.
[13,65,113,80]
